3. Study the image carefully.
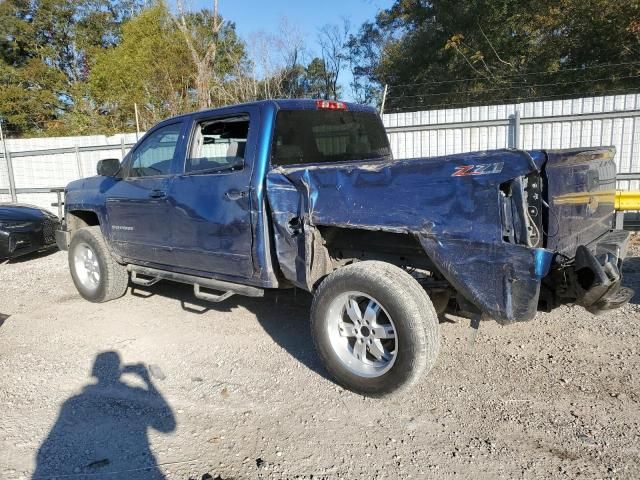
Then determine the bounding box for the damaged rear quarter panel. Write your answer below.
[266,149,548,323]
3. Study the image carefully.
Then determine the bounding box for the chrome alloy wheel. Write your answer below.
[73,242,101,292]
[326,291,398,377]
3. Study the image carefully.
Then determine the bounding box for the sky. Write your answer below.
[190,0,394,100]
[204,0,390,41]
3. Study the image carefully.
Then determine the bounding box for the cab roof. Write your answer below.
[163,99,377,124]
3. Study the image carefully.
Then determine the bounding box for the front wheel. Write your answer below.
[311,261,440,397]
[69,226,128,303]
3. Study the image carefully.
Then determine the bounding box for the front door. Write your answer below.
[168,109,257,279]
[106,121,184,266]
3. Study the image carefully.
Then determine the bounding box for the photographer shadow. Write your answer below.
[32,351,176,479]
[622,255,640,305]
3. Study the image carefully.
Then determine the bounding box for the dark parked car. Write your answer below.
[0,204,60,260]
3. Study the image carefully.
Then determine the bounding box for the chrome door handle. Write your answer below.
[225,190,248,201]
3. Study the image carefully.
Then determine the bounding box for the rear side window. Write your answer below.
[186,115,249,174]
[271,110,391,166]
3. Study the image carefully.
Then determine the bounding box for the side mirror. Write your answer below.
[97,158,121,177]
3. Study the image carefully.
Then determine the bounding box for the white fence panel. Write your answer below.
[1,93,639,215]
[384,93,640,192]
[0,133,138,212]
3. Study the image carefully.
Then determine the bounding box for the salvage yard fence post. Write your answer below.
[0,121,17,202]
[511,109,521,149]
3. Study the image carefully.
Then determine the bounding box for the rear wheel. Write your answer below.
[311,261,440,396]
[69,226,128,303]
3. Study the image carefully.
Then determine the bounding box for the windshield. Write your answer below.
[271,109,392,167]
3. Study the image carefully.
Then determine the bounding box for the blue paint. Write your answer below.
[63,99,623,323]
[534,248,554,278]
[251,101,278,284]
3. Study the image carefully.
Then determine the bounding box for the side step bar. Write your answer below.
[128,265,264,303]
[131,270,161,287]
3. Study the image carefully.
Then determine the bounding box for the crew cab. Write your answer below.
[56,99,634,396]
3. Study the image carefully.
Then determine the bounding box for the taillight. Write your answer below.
[315,100,347,110]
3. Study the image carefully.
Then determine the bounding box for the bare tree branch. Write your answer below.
[175,0,225,109]
[479,24,514,69]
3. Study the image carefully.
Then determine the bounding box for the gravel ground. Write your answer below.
[0,237,639,480]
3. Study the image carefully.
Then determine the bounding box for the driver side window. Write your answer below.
[129,123,182,178]
[186,115,249,174]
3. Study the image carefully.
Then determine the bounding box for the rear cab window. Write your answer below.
[271,109,392,167]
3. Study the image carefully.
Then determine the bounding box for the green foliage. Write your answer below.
[0,59,67,134]
[0,0,251,136]
[2,0,639,135]
[305,57,336,99]
[88,3,248,131]
[352,0,640,111]
[0,0,143,136]
[346,21,386,105]
[89,3,193,131]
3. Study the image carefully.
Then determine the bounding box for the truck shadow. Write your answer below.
[127,253,640,383]
[622,255,640,305]
[130,282,330,381]
[3,247,58,264]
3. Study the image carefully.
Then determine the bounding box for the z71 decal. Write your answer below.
[452,162,504,177]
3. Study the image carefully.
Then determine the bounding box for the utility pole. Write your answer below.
[134,103,140,140]
[379,84,388,116]
[0,120,17,202]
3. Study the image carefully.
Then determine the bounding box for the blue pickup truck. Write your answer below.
[56,99,633,396]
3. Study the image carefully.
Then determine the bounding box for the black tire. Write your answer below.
[311,261,440,397]
[68,226,128,303]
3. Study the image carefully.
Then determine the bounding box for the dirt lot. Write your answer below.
[1,237,639,479]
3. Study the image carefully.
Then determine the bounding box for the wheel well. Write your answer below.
[317,226,435,272]
[315,226,455,314]
[67,210,100,232]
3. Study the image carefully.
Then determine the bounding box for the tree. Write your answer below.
[89,3,195,131]
[88,1,248,132]
[0,0,143,136]
[346,21,386,105]
[317,20,350,100]
[304,57,332,98]
[175,0,247,109]
[238,18,311,101]
[241,19,351,102]
[0,59,67,134]
[350,0,640,111]
[176,0,221,109]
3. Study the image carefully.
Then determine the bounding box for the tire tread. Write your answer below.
[69,226,128,303]
[311,261,440,396]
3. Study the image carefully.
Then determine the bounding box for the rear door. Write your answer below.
[106,120,186,266]
[167,107,259,279]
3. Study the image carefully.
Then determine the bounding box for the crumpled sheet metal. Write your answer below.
[418,236,542,322]
[265,174,308,287]
[266,149,550,323]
